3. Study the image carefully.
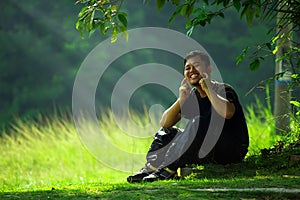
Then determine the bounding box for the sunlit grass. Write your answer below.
[244,96,278,156]
[1,99,298,191]
[0,111,128,191]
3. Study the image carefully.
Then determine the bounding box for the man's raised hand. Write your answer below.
[179,78,191,105]
[199,72,210,94]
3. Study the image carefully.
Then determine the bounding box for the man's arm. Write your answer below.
[206,90,236,119]
[160,79,191,128]
[160,100,181,128]
[200,73,236,119]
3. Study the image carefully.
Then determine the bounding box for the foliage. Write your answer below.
[75,0,128,42]
[161,0,300,88]
[75,0,300,97]
[0,1,296,127]
[245,94,277,155]
[75,1,299,57]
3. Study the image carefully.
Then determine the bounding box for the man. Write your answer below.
[127,50,249,183]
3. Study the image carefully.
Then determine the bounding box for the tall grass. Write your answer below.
[244,95,278,155]
[0,111,128,191]
[1,98,293,191]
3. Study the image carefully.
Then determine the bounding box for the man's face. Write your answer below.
[184,56,208,86]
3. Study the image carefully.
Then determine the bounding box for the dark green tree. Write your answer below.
[75,0,299,81]
[75,0,300,132]
[0,1,96,126]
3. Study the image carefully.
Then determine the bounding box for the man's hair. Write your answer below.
[184,50,210,67]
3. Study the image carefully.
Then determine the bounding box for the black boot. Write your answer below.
[127,164,157,183]
[142,167,176,182]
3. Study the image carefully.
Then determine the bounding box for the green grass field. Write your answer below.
[0,100,299,199]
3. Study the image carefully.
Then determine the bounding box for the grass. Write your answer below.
[1,180,299,200]
[0,100,299,199]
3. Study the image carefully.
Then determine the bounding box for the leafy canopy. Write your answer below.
[75,0,299,92]
[75,0,128,42]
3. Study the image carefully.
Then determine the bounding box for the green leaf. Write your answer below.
[88,27,96,37]
[168,4,184,24]
[233,0,241,11]
[223,0,230,7]
[180,4,188,16]
[255,5,261,18]
[186,26,194,36]
[78,6,89,18]
[240,4,255,25]
[199,7,207,18]
[218,12,225,18]
[272,46,279,55]
[271,35,280,45]
[156,0,166,11]
[85,16,92,32]
[100,23,106,35]
[206,13,213,24]
[274,72,285,80]
[111,5,118,12]
[185,19,193,29]
[118,13,127,28]
[90,10,95,27]
[186,4,194,17]
[78,9,91,21]
[75,20,83,30]
[290,100,300,108]
[192,7,201,14]
[236,46,249,65]
[111,27,118,43]
[199,20,206,26]
[245,7,255,25]
[291,74,299,79]
[250,58,260,71]
[171,0,180,5]
[119,26,128,41]
[266,42,272,50]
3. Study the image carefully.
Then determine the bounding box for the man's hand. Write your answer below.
[199,72,236,119]
[199,72,211,94]
[179,78,191,105]
[160,78,189,128]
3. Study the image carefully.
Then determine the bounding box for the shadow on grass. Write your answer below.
[1,184,300,200]
[189,139,300,181]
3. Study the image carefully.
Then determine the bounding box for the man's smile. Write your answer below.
[190,73,199,79]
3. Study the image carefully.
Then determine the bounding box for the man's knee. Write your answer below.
[148,127,182,152]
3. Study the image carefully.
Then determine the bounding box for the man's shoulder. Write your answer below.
[211,81,235,93]
[211,81,242,105]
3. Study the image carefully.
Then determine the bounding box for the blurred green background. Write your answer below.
[0,0,285,127]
